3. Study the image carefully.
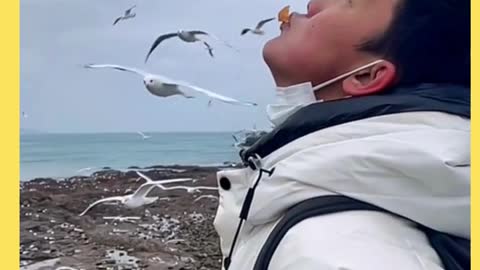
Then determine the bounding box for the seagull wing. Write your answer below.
[113,17,122,25]
[136,171,194,185]
[175,80,257,107]
[203,42,214,58]
[132,180,192,198]
[162,185,189,191]
[125,5,136,15]
[195,186,218,190]
[132,183,158,198]
[256,17,275,29]
[152,178,195,186]
[79,196,125,216]
[137,131,146,137]
[241,28,251,35]
[145,33,179,63]
[136,171,153,183]
[189,30,209,36]
[84,64,148,77]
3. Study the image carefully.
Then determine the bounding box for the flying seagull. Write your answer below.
[145,30,215,62]
[241,18,275,35]
[83,64,257,107]
[136,171,216,193]
[156,185,218,194]
[113,5,137,26]
[204,42,214,58]
[22,111,28,118]
[137,131,151,140]
[79,177,194,216]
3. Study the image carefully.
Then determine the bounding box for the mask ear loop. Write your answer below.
[312,59,385,92]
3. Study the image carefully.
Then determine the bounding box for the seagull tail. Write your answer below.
[242,101,258,107]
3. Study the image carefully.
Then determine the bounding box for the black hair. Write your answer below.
[359,0,470,87]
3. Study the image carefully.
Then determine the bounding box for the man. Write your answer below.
[214,0,470,269]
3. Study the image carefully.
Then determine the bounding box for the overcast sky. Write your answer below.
[20,0,308,133]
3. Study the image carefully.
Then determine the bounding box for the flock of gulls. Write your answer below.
[21,5,294,269]
[77,5,293,217]
[79,171,218,216]
[82,4,292,108]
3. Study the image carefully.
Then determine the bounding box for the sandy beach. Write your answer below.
[20,165,236,270]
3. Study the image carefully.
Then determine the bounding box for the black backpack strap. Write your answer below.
[424,228,471,270]
[253,195,470,270]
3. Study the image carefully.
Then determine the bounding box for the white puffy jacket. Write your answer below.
[213,111,470,270]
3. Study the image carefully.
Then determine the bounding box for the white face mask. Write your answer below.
[266,60,385,126]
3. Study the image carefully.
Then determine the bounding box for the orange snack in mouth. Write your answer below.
[278,5,291,24]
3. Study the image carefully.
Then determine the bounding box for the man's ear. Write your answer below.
[342,61,397,96]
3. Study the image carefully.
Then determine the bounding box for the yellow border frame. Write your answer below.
[471,0,478,269]
[3,1,476,269]
[1,0,19,268]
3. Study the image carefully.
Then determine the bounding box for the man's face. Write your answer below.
[263,0,399,87]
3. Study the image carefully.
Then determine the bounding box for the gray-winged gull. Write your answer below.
[241,17,275,35]
[145,30,216,62]
[78,178,194,216]
[113,5,136,26]
[83,64,257,107]
[137,131,151,140]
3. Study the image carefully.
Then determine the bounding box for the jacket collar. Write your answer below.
[241,84,470,163]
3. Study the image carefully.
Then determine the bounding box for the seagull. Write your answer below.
[136,171,216,193]
[204,42,214,58]
[22,111,28,118]
[157,185,218,194]
[79,177,194,216]
[232,134,239,143]
[137,131,151,140]
[135,171,194,185]
[145,30,215,62]
[113,5,136,26]
[83,64,257,107]
[241,18,275,35]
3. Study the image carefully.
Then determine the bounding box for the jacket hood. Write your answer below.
[241,83,470,164]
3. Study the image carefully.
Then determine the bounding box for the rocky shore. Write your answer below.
[20,165,238,270]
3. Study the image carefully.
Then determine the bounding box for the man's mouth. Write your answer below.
[280,22,290,32]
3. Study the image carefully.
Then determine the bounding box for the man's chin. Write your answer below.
[262,36,283,65]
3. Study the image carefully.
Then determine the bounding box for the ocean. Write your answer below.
[20,132,240,181]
